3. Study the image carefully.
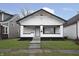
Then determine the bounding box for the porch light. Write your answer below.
[41,31,43,32]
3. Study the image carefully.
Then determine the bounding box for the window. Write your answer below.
[5,27,7,34]
[23,26,34,34]
[3,26,8,34]
[55,26,60,34]
[43,26,54,34]
[43,26,60,34]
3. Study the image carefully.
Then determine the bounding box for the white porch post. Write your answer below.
[40,25,43,37]
[20,26,23,37]
[60,25,64,37]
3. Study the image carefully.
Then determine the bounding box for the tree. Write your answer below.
[20,8,34,18]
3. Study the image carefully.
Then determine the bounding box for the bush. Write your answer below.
[64,36,68,39]
[75,39,79,45]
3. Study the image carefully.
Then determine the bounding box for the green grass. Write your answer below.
[0,39,29,49]
[41,41,79,50]
[0,39,79,56]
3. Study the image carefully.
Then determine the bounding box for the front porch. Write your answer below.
[20,25,63,38]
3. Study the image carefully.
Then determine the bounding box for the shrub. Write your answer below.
[75,39,79,45]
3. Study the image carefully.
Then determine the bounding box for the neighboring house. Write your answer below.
[0,10,20,39]
[64,14,79,39]
[0,24,4,39]
[17,7,66,39]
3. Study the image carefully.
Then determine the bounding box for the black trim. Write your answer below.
[16,9,66,23]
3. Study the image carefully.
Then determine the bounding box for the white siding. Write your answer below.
[20,16,63,25]
[20,10,64,25]
[64,24,77,39]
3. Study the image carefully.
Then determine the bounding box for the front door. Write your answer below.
[35,26,40,37]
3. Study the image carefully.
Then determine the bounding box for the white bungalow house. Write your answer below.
[17,7,66,39]
[64,14,79,40]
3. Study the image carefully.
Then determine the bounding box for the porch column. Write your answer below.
[40,26,43,37]
[20,26,23,37]
[60,25,64,37]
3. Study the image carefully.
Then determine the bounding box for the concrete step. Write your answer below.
[30,41,40,44]
[29,43,40,49]
[33,37,40,40]
[31,37,41,44]
[33,39,40,40]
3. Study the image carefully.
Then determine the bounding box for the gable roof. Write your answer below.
[2,15,14,22]
[64,14,79,27]
[0,10,14,16]
[0,10,14,22]
[17,8,66,23]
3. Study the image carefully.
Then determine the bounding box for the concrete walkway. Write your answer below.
[28,37,41,55]
[29,37,41,49]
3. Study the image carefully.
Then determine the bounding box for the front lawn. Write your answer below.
[0,39,29,49]
[41,41,79,50]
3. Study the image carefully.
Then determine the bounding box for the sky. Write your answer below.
[0,3,79,20]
